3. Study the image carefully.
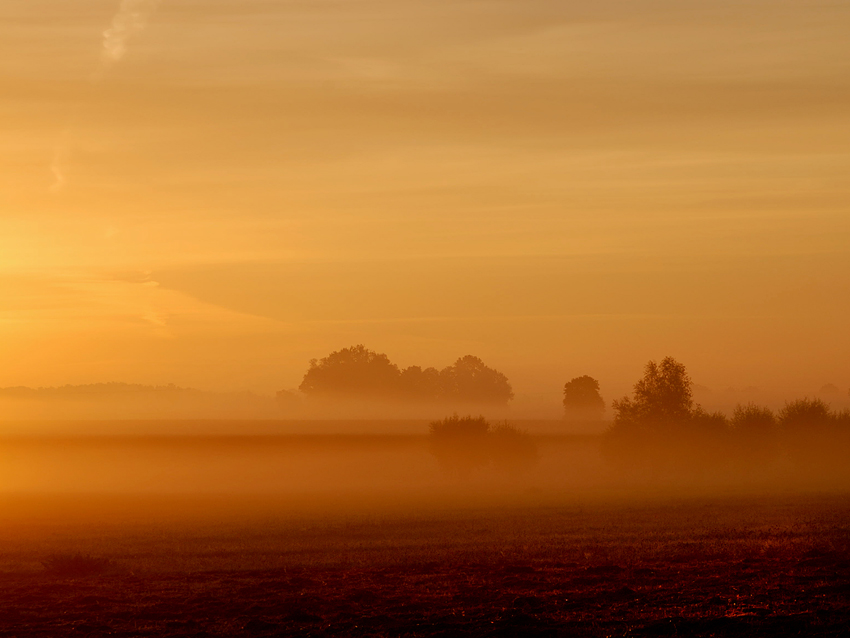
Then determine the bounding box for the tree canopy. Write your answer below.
[612,357,695,426]
[296,345,513,406]
[298,345,401,397]
[562,375,605,420]
[438,355,514,405]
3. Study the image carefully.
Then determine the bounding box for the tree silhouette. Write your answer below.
[298,345,401,397]
[562,375,605,420]
[438,355,514,405]
[603,357,721,480]
[293,346,514,407]
[398,365,442,402]
[612,357,694,426]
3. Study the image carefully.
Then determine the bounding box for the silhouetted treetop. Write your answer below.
[612,357,695,426]
[398,365,442,402]
[298,345,401,396]
[779,398,832,431]
[732,403,776,437]
[438,355,514,405]
[296,346,513,405]
[563,375,605,420]
[603,358,850,482]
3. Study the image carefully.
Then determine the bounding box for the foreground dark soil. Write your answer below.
[1,492,849,637]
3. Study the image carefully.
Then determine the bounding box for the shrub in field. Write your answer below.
[731,403,779,465]
[429,415,491,477]
[779,398,832,432]
[489,423,538,474]
[428,415,537,477]
[732,403,777,436]
[42,553,115,577]
[779,398,849,474]
[690,407,732,465]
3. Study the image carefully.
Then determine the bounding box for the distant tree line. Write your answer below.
[602,356,850,482]
[292,345,514,406]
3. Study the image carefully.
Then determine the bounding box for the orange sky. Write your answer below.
[1,0,849,410]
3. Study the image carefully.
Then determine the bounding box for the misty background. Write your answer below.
[0,0,848,407]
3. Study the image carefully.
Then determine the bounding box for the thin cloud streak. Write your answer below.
[50,0,161,191]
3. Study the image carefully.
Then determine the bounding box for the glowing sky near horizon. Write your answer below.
[1,0,849,406]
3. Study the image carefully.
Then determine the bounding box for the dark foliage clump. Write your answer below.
[603,357,850,485]
[297,345,513,406]
[779,398,850,473]
[779,398,832,432]
[429,415,491,477]
[562,375,605,421]
[611,357,695,425]
[428,415,537,477]
[603,357,719,479]
[42,554,116,577]
[731,403,779,466]
[489,423,539,474]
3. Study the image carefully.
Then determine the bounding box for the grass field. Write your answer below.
[1,433,849,636]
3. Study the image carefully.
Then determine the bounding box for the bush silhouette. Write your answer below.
[731,403,779,465]
[779,398,832,432]
[562,376,605,421]
[428,415,537,477]
[489,423,538,474]
[428,415,491,477]
[779,398,841,470]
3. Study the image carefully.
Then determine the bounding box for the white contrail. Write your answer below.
[51,0,161,191]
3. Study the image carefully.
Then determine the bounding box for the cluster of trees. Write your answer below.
[603,357,850,481]
[293,345,514,406]
[428,415,538,477]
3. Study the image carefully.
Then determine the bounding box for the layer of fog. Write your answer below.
[1,434,848,498]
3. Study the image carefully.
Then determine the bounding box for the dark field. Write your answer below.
[1,434,849,636]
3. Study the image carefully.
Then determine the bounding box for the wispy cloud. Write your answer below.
[50,0,161,191]
[100,0,161,69]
